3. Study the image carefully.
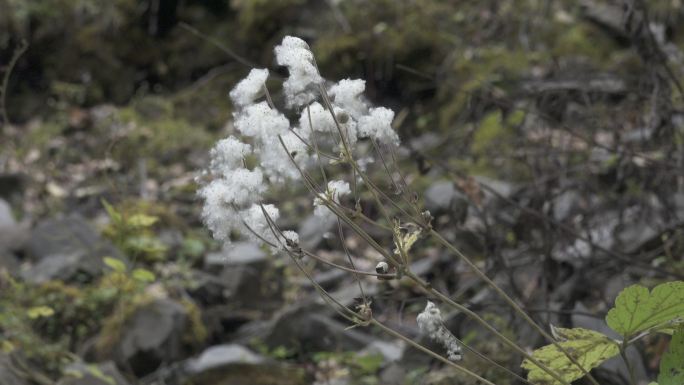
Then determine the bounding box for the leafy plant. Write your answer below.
[523,281,684,385]
[102,199,167,262]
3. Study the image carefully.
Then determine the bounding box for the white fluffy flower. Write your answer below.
[329,78,368,119]
[199,37,406,249]
[198,168,266,208]
[358,107,399,146]
[298,102,336,138]
[209,136,252,177]
[229,68,269,108]
[241,203,280,244]
[314,180,351,220]
[274,36,323,108]
[235,101,290,139]
[327,180,351,201]
[259,130,309,183]
[199,194,239,243]
[281,230,299,246]
[298,102,358,149]
[416,301,463,362]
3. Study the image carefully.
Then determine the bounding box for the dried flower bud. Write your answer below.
[375,261,389,274]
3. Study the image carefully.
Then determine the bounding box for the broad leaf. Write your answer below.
[27,306,55,319]
[522,327,619,385]
[132,268,155,283]
[606,281,684,337]
[127,214,158,228]
[103,256,126,273]
[658,327,684,385]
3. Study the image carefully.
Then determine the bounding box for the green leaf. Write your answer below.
[522,327,619,385]
[353,353,384,374]
[658,327,684,385]
[101,199,121,223]
[127,214,158,228]
[132,268,155,283]
[606,281,684,337]
[103,256,126,273]
[87,365,116,385]
[27,306,55,319]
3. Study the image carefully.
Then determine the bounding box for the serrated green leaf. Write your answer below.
[127,213,158,228]
[658,327,684,385]
[103,256,126,273]
[522,327,619,385]
[132,268,155,283]
[606,281,684,337]
[27,306,55,319]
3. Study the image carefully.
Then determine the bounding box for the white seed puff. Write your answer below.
[417,301,463,362]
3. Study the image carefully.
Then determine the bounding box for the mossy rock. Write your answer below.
[183,363,307,385]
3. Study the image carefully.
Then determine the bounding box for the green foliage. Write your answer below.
[522,327,619,385]
[606,281,684,338]
[312,351,384,383]
[103,256,126,273]
[131,268,155,283]
[26,306,55,319]
[658,327,684,385]
[0,275,120,376]
[524,281,684,385]
[63,365,116,385]
[467,109,529,178]
[102,199,167,262]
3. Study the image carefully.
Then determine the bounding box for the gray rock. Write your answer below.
[224,242,267,265]
[424,181,457,212]
[475,176,516,200]
[0,199,28,274]
[0,353,29,385]
[262,303,370,352]
[424,181,468,222]
[379,363,407,385]
[57,361,130,385]
[0,199,15,228]
[21,214,124,283]
[186,344,263,373]
[219,242,282,310]
[106,299,193,377]
[552,190,581,221]
[179,344,306,385]
[360,340,404,363]
[298,214,335,250]
[204,242,265,270]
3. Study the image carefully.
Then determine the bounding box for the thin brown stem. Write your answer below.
[429,230,601,385]
[404,270,573,385]
[370,319,501,385]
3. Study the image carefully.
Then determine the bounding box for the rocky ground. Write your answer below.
[2,1,684,384]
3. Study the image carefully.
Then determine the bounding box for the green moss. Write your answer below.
[109,95,216,169]
[466,109,530,180]
[180,298,208,346]
[551,24,619,64]
[183,363,307,385]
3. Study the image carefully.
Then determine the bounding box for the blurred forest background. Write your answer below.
[1,0,684,384]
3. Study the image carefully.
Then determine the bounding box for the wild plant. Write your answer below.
[197,36,684,385]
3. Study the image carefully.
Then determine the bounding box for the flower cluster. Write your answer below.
[199,36,400,248]
[416,301,463,362]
